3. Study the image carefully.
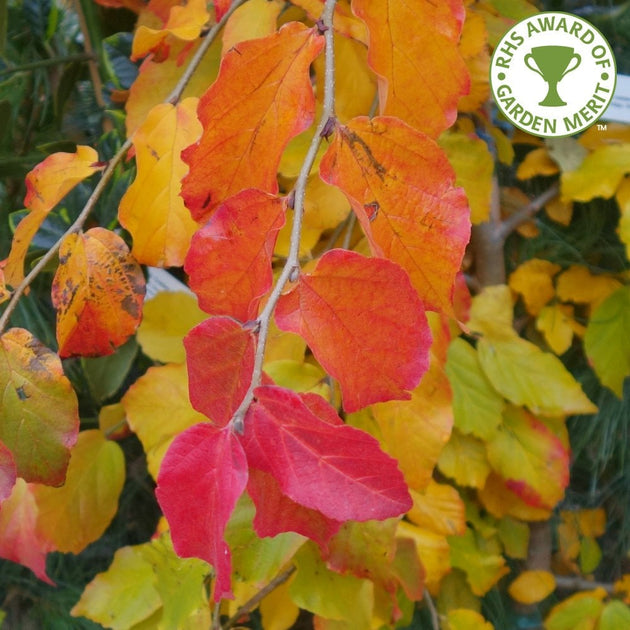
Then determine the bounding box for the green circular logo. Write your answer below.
[490,11,617,138]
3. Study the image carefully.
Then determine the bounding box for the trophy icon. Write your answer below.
[524,46,581,106]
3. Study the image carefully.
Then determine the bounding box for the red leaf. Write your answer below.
[241,386,412,521]
[185,190,285,321]
[320,116,470,315]
[0,442,16,504]
[275,249,431,411]
[155,423,248,601]
[213,0,230,21]
[181,22,324,222]
[184,317,255,426]
[247,468,342,550]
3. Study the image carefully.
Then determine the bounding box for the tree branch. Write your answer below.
[0,53,96,77]
[222,565,297,629]
[230,0,338,432]
[554,575,615,595]
[0,0,242,334]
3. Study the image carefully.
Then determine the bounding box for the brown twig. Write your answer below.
[554,575,615,595]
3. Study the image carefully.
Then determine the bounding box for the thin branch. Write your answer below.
[423,589,440,630]
[554,575,615,595]
[496,182,560,242]
[230,0,338,432]
[0,0,240,333]
[222,565,297,629]
[165,0,248,105]
[0,53,96,77]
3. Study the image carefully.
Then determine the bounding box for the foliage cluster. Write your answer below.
[1,0,630,629]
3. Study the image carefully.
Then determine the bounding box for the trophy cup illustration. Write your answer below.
[524,46,581,106]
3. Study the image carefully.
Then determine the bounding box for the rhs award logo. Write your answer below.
[490,12,617,137]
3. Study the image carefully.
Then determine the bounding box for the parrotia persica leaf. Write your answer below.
[242,386,412,521]
[181,22,324,222]
[351,0,469,137]
[0,442,16,504]
[275,249,431,412]
[184,317,255,426]
[247,468,342,550]
[486,406,569,510]
[32,430,125,554]
[155,423,248,601]
[52,228,145,358]
[0,478,53,584]
[584,286,630,398]
[185,190,285,321]
[118,98,203,267]
[0,328,79,485]
[123,363,207,480]
[320,117,470,314]
[4,146,103,287]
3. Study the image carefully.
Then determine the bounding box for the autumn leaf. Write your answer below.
[33,430,125,554]
[352,0,469,137]
[0,328,78,485]
[320,116,470,314]
[544,589,607,630]
[131,0,209,61]
[222,0,283,53]
[584,286,630,398]
[407,481,466,537]
[185,190,285,321]
[275,249,431,411]
[0,442,16,504]
[181,22,324,222]
[556,265,622,312]
[242,386,412,522]
[184,316,255,426]
[156,423,248,601]
[51,228,144,357]
[509,258,561,316]
[438,428,491,490]
[478,472,551,522]
[0,478,53,584]
[4,146,103,287]
[118,98,202,267]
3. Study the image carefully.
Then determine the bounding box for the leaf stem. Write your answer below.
[0,53,97,77]
[230,0,338,432]
[0,0,241,333]
[222,565,297,629]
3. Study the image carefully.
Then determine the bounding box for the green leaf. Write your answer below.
[82,337,138,402]
[584,286,630,398]
[446,338,504,441]
[599,601,630,630]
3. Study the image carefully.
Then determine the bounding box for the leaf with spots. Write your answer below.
[51,228,145,358]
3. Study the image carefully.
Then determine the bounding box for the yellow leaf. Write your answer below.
[556,265,622,311]
[509,258,561,316]
[478,473,551,522]
[263,315,307,364]
[437,569,482,616]
[438,429,491,489]
[303,175,351,234]
[446,608,494,630]
[614,574,630,604]
[408,481,466,537]
[34,430,124,554]
[0,269,11,305]
[545,197,573,225]
[260,578,300,630]
[98,402,129,440]
[544,589,607,630]
[467,285,516,341]
[579,122,630,149]
[132,0,210,60]
[4,146,102,287]
[536,304,576,355]
[439,131,494,224]
[122,363,206,480]
[575,508,606,538]
[516,147,559,179]
[561,144,630,203]
[599,601,630,630]
[488,123,514,165]
[457,9,490,113]
[222,0,283,53]
[397,521,451,594]
[477,336,597,416]
[448,527,509,596]
[264,359,330,399]
[616,177,630,261]
[119,99,202,267]
[136,291,206,363]
[508,570,555,604]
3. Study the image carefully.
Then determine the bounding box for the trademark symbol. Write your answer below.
[597,124,607,131]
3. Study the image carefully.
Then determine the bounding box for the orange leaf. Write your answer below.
[0,328,79,485]
[352,0,469,137]
[0,478,53,583]
[275,249,431,412]
[222,0,283,54]
[51,228,145,358]
[320,117,470,314]
[118,98,202,267]
[181,22,324,222]
[185,190,285,321]
[290,0,368,42]
[4,147,103,287]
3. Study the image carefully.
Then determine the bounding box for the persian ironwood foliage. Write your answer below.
[0,0,629,628]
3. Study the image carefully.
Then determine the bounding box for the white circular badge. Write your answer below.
[490,11,617,138]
